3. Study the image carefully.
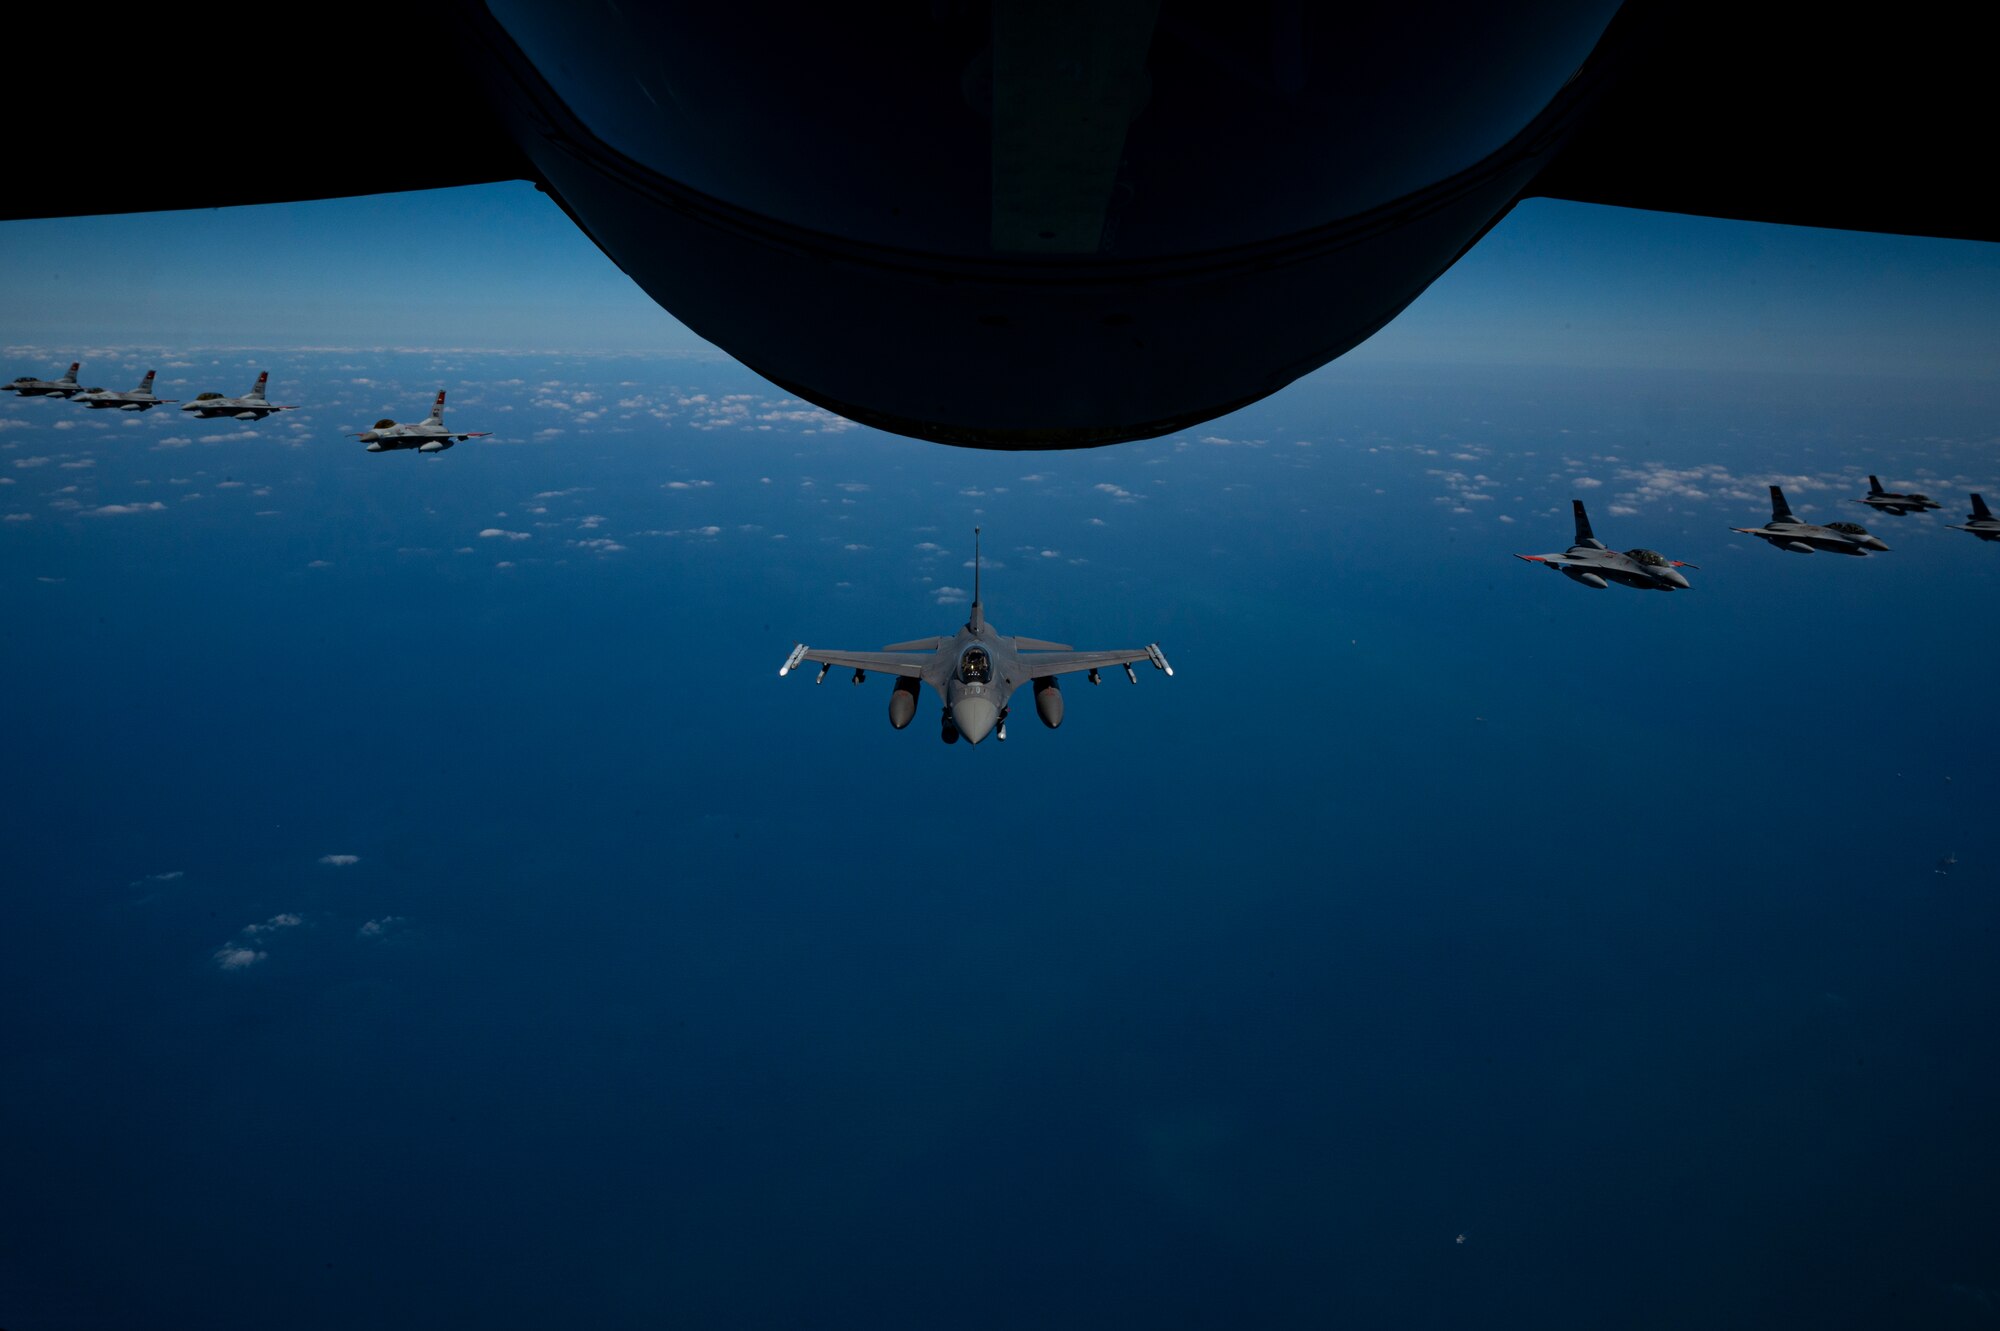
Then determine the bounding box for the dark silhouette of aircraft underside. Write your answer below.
[8,2,1991,450]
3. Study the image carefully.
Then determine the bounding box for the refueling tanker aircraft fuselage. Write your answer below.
[780,529,1172,746]
[7,4,1994,451]
[354,389,492,454]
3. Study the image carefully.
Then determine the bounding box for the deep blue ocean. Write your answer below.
[3,350,1997,1328]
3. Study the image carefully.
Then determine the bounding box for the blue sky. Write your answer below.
[4,187,2000,1329]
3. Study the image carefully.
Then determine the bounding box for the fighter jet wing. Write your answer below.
[1017,646,1172,678]
[781,647,929,679]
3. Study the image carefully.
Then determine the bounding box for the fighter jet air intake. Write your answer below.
[780,530,1172,745]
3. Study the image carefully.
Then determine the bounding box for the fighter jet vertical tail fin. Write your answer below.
[244,371,268,402]
[60,362,78,384]
[1972,493,1994,521]
[967,525,986,633]
[1868,474,1887,495]
[135,370,155,394]
[1571,498,1600,547]
[423,389,446,426]
[1770,484,1797,523]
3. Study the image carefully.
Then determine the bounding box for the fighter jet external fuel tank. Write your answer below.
[780,530,1171,746]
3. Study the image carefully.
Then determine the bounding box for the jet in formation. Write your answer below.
[1948,494,2000,543]
[1516,499,1695,590]
[1733,485,1889,555]
[1855,475,1941,516]
[73,371,178,412]
[779,530,1172,746]
[353,390,491,453]
[4,362,83,398]
[183,372,296,421]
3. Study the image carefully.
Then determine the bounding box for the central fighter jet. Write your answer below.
[779,530,1172,746]
[73,370,178,412]
[352,389,491,454]
[1855,475,1942,516]
[183,372,296,421]
[1733,485,1889,555]
[1515,499,1696,590]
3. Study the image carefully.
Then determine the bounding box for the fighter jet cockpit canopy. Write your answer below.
[1826,521,1871,535]
[959,647,993,685]
[1626,548,1670,567]
[194,392,224,401]
[373,419,397,430]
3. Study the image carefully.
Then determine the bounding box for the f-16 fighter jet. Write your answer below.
[1855,475,1941,516]
[1947,494,2000,543]
[779,529,1172,746]
[3,362,83,397]
[182,372,296,421]
[1733,485,1888,555]
[73,371,178,411]
[1515,499,1696,591]
[353,390,491,453]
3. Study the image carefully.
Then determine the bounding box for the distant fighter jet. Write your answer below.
[4,362,83,397]
[1855,475,1941,516]
[779,529,1172,746]
[1947,493,2000,542]
[72,371,178,412]
[1732,485,1888,555]
[1515,499,1695,591]
[182,372,296,421]
[353,390,491,453]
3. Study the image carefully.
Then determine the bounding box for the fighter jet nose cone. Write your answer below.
[952,696,998,746]
[1865,536,1890,551]
[1663,569,1690,589]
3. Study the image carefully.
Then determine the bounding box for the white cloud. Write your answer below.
[357,916,406,940]
[933,585,969,604]
[319,853,360,866]
[60,458,96,469]
[478,528,531,541]
[3,513,30,522]
[214,947,266,971]
[86,502,167,516]
[242,913,303,935]
[13,456,50,468]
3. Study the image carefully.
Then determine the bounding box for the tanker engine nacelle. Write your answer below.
[888,676,922,729]
[1033,676,1063,729]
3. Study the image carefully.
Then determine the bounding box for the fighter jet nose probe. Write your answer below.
[1516,499,1697,591]
[779,527,1172,747]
